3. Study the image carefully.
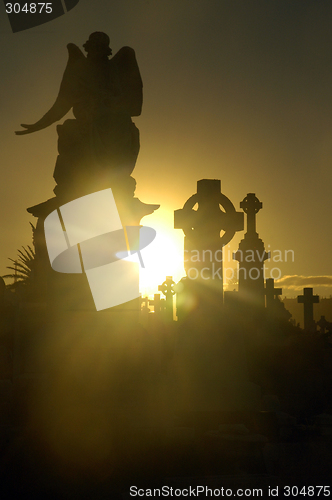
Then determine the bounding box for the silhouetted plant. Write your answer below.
[2,223,36,288]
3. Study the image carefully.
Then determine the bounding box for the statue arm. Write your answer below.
[15,96,72,135]
[15,43,84,135]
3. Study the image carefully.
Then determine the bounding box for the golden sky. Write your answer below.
[1,0,332,298]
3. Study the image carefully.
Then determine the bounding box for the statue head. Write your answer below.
[83,32,113,58]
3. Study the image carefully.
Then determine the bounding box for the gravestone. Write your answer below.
[174,179,243,310]
[297,287,319,332]
[149,293,164,317]
[173,185,260,415]
[139,296,149,310]
[158,276,175,321]
[139,295,151,328]
[265,278,282,310]
[234,194,269,308]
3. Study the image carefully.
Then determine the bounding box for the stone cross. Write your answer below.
[158,276,175,321]
[233,193,269,308]
[139,296,150,313]
[265,278,282,310]
[240,193,262,235]
[174,179,243,305]
[297,288,319,331]
[149,293,164,316]
[175,179,243,248]
[139,295,150,328]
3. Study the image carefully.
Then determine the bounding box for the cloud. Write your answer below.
[276,275,332,290]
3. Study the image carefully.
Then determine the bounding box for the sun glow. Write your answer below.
[138,217,185,299]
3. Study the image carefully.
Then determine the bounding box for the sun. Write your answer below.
[138,215,185,299]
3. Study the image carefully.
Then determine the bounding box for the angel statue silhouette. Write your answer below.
[16,32,144,204]
[15,33,158,300]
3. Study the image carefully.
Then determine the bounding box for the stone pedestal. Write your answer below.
[172,313,261,414]
[234,234,269,308]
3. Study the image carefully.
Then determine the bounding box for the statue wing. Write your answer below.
[57,43,85,101]
[110,47,143,117]
[16,44,85,135]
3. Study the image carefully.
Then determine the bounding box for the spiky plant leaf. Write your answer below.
[2,224,36,288]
